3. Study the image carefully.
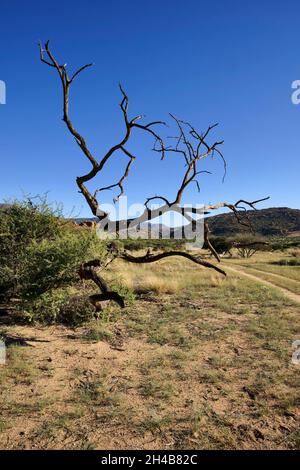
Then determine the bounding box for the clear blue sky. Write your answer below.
[0,0,299,217]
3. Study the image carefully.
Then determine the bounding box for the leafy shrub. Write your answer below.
[23,289,96,325]
[22,289,71,324]
[0,198,107,303]
[206,236,233,254]
[121,238,185,252]
[57,295,96,326]
[0,198,113,325]
[207,235,300,255]
[272,258,300,266]
[0,198,62,299]
[267,237,300,251]
[20,231,102,299]
[109,278,135,305]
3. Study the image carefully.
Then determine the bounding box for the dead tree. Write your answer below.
[39,41,269,307]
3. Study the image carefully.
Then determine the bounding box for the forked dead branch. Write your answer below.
[39,41,269,307]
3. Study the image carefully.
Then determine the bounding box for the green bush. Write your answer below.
[58,295,97,326]
[20,231,103,299]
[0,199,108,301]
[23,289,96,325]
[0,198,110,324]
[22,289,71,324]
[121,238,185,252]
[109,277,136,306]
[206,236,233,254]
[265,237,300,251]
[272,258,300,266]
[0,198,62,299]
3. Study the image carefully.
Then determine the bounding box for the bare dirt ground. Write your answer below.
[0,255,300,450]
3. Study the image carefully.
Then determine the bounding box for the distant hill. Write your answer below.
[206,207,300,237]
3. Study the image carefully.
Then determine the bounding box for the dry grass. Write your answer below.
[106,256,219,295]
[243,264,300,282]
[0,250,299,450]
[230,264,300,295]
[289,248,300,259]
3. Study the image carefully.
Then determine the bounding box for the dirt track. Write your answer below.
[224,264,300,305]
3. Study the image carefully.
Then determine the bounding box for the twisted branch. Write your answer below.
[40,42,269,288]
[79,260,125,308]
[120,251,226,276]
[39,42,165,216]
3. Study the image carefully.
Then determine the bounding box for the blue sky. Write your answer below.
[0,0,299,217]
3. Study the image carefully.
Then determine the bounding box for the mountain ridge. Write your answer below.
[206,207,300,237]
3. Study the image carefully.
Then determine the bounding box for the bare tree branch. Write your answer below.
[79,260,125,308]
[204,221,220,262]
[94,147,136,202]
[39,42,166,217]
[120,251,226,276]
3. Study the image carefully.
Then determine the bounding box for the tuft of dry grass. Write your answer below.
[127,274,181,295]
[289,248,300,259]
